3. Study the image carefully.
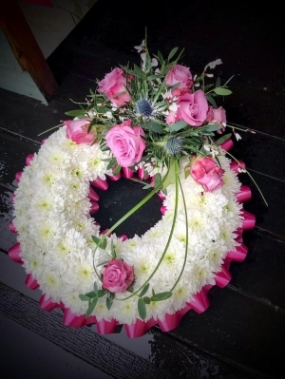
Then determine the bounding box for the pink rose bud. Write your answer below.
[105,120,146,167]
[98,68,132,107]
[64,118,94,144]
[102,259,134,293]
[177,90,208,127]
[206,106,227,133]
[190,157,225,192]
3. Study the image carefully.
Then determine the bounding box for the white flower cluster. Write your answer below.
[13,127,243,324]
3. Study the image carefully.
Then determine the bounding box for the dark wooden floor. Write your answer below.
[1,1,285,378]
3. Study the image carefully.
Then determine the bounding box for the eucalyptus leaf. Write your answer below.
[106,158,116,170]
[79,294,91,301]
[85,290,96,298]
[151,291,172,301]
[113,165,122,175]
[91,236,107,250]
[206,95,217,108]
[98,289,106,297]
[215,133,232,145]
[86,297,98,318]
[213,87,232,96]
[138,298,147,320]
[139,283,150,297]
[143,296,151,304]
[106,297,113,310]
[166,120,188,132]
[204,124,221,132]
[93,281,98,294]
[143,121,165,134]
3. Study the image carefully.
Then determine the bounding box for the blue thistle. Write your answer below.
[136,98,153,117]
[166,137,183,155]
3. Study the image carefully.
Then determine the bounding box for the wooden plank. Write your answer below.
[169,286,285,379]
[0,186,16,252]
[0,1,58,101]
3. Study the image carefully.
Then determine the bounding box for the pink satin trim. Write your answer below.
[226,244,248,262]
[241,210,256,229]
[63,308,86,328]
[220,139,234,151]
[26,154,34,166]
[187,287,211,314]
[236,185,252,202]
[122,167,134,178]
[108,172,121,181]
[90,202,99,214]
[230,160,246,173]
[39,295,62,311]
[41,139,47,144]
[137,167,149,180]
[8,242,23,263]
[214,266,232,288]
[91,177,109,190]
[25,274,39,290]
[158,191,166,200]
[88,187,99,202]
[160,206,167,214]
[15,172,22,183]
[9,221,17,233]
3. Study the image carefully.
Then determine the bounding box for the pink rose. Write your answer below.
[105,120,146,167]
[64,118,94,144]
[177,90,208,127]
[165,64,193,92]
[102,259,134,293]
[98,68,131,107]
[190,157,225,192]
[207,106,227,133]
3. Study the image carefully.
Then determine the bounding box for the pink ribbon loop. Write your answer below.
[188,288,210,314]
[160,206,167,214]
[39,295,61,311]
[90,202,99,214]
[96,318,118,334]
[158,312,181,332]
[158,191,166,200]
[220,139,234,151]
[26,154,35,166]
[226,244,248,262]
[125,319,149,338]
[15,172,22,183]
[25,274,39,290]
[214,266,232,288]
[9,221,17,233]
[91,177,109,190]
[8,242,23,264]
[122,167,134,178]
[230,160,246,173]
[236,185,252,202]
[63,308,85,328]
[241,210,256,229]
[41,139,47,145]
[108,172,121,181]
[88,187,99,202]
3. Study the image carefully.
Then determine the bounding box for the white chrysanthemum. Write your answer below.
[13,127,244,323]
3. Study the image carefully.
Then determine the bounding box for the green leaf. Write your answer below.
[143,121,165,134]
[96,259,110,267]
[106,297,113,310]
[145,53,152,73]
[86,297,98,318]
[147,74,164,81]
[154,173,162,189]
[215,133,232,145]
[139,283,150,297]
[85,290,97,298]
[206,95,217,108]
[165,120,188,132]
[106,158,116,170]
[151,291,172,302]
[79,294,91,301]
[161,159,177,190]
[93,281,98,294]
[64,109,87,117]
[213,87,232,96]
[91,235,107,250]
[113,165,122,175]
[215,77,221,88]
[110,239,116,259]
[138,298,147,320]
[143,296,151,304]
[204,124,221,132]
[98,289,106,297]
[168,47,179,61]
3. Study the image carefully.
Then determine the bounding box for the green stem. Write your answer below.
[169,174,188,292]
[116,158,180,301]
[225,150,268,207]
[38,123,62,137]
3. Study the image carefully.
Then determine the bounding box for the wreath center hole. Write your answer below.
[92,177,163,238]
